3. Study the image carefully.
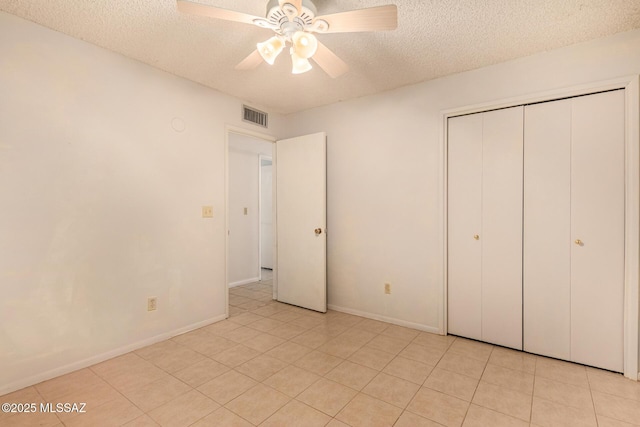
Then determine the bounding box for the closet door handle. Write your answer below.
[575,239,583,246]
[473,234,480,240]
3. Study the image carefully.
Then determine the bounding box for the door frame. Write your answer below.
[440,75,640,380]
[225,125,276,318]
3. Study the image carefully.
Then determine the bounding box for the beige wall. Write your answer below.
[0,12,283,394]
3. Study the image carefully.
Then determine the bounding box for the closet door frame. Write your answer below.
[441,75,640,380]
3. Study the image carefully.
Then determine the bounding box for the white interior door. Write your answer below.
[570,90,625,372]
[276,132,327,312]
[447,113,483,341]
[481,106,523,350]
[523,99,572,360]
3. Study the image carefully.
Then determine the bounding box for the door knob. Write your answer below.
[315,228,322,235]
[473,234,480,240]
[575,239,583,246]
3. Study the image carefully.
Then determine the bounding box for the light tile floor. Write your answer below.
[2,270,640,426]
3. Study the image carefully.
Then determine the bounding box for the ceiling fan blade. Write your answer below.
[177,0,263,26]
[312,42,349,78]
[279,0,302,14]
[235,49,264,71]
[279,0,302,21]
[313,5,397,33]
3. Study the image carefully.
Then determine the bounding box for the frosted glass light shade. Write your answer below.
[257,36,285,65]
[291,52,312,74]
[292,31,318,59]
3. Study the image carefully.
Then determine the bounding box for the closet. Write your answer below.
[447,90,625,372]
[448,106,524,350]
[523,90,624,372]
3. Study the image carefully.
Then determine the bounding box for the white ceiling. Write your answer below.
[2,0,640,114]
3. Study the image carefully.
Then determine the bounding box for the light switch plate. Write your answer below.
[202,206,213,218]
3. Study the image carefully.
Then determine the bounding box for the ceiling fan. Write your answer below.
[177,0,398,78]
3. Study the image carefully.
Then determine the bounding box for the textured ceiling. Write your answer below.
[1,0,640,114]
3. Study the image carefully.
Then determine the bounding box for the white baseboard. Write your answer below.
[328,304,441,335]
[229,277,260,288]
[0,314,227,396]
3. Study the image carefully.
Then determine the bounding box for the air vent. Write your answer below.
[243,105,268,128]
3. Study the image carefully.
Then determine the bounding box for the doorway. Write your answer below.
[227,129,274,300]
[225,127,328,317]
[259,156,273,274]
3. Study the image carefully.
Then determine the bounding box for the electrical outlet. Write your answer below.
[202,206,213,218]
[148,297,157,311]
[384,283,391,294]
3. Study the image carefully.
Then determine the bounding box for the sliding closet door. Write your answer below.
[570,90,625,372]
[523,99,572,360]
[448,113,483,341]
[481,107,523,350]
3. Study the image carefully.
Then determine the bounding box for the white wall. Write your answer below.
[283,29,640,346]
[0,12,283,394]
[228,135,273,286]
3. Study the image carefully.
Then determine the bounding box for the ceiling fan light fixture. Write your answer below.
[178,0,398,78]
[291,31,318,59]
[257,36,285,65]
[291,52,313,74]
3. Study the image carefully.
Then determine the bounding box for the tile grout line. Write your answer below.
[463,345,494,425]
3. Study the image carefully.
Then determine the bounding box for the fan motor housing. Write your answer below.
[266,0,317,27]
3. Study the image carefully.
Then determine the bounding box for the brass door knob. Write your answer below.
[315,228,323,235]
[473,234,480,240]
[575,239,583,246]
